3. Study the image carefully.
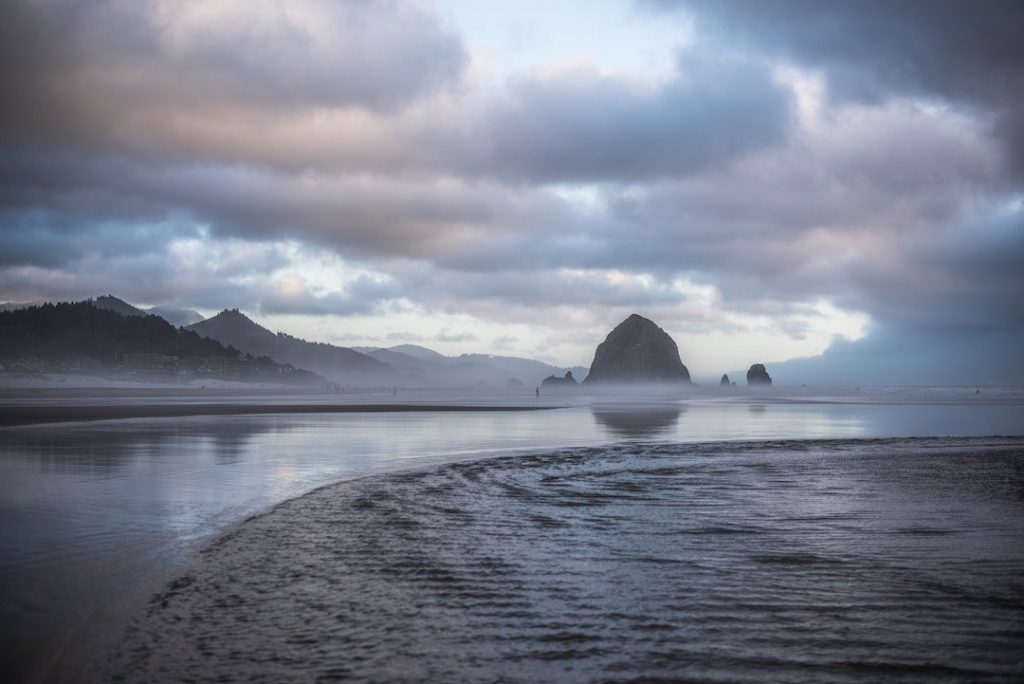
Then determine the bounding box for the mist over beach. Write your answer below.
[2,0,1024,682]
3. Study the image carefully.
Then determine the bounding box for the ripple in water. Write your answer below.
[113,437,1024,683]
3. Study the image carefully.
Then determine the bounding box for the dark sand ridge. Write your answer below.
[0,402,561,428]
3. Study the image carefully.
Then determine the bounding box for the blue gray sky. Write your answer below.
[1,0,1021,383]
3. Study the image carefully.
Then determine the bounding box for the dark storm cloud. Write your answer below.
[0,209,195,268]
[466,57,791,182]
[890,205,1024,333]
[644,0,1024,171]
[0,147,546,265]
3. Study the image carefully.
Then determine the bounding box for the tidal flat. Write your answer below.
[2,389,1023,682]
[114,437,1024,683]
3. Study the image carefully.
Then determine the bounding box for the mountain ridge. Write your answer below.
[187,309,396,385]
[0,301,318,384]
[3,295,592,388]
[89,295,205,328]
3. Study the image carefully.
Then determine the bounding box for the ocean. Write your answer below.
[1,388,1022,682]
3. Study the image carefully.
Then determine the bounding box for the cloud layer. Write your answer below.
[1,0,1021,381]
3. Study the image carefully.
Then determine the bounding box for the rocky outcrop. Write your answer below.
[584,314,690,383]
[746,364,772,386]
[720,374,730,387]
[542,371,577,386]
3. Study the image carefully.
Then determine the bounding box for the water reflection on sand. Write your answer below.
[1,394,1023,681]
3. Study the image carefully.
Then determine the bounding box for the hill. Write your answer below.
[0,302,319,384]
[350,344,447,361]
[90,295,205,327]
[387,344,447,360]
[3,298,589,387]
[360,347,587,388]
[187,309,396,385]
[91,294,147,317]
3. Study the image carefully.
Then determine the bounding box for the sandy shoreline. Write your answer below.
[0,402,559,427]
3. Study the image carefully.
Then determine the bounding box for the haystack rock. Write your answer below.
[584,314,691,383]
[747,364,772,386]
[720,374,730,387]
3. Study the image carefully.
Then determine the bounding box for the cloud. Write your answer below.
[643,0,1024,172]
[384,331,424,343]
[435,330,478,343]
[593,97,1003,308]
[492,335,519,350]
[460,57,792,182]
[259,272,401,317]
[0,0,1021,379]
[0,234,287,309]
[0,1,789,183]
[0,0,466,124]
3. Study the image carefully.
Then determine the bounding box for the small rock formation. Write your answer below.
[720,374,730,387]
[506,378,523,387]
[746,363,772,386]
[584,314,690,383]
[542,371,578,386]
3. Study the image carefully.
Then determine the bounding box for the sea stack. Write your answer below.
[746,364,772,386]
[542,370,577,386]
[584,314,690,383]
[720,374,730,387]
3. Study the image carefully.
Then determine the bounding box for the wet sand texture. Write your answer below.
[114,438,1024,683]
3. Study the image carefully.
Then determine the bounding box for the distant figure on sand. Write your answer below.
[535,387,539,398]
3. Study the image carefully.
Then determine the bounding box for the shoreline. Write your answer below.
[0,402,561,428]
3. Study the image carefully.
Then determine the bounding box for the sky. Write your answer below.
[0,0,1021,383]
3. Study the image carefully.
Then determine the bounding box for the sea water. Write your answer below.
[115,438,1024,682]
[1,391,1022,681]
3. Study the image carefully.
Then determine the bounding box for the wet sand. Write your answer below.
[111,437,1024,683]
[4,391,1024,682]
[0,402,558,427]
